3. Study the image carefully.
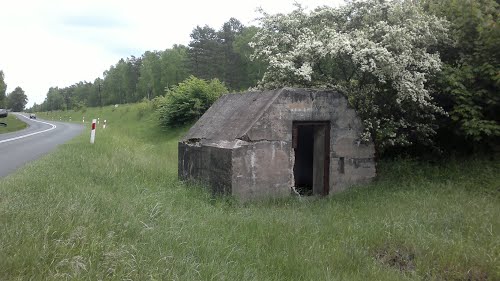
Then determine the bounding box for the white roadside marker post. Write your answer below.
[103,119,107,129]
[83,117,85,123]
[90,119,96,144]
[97,117,100,124]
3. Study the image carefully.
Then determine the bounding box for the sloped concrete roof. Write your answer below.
[182,88,284,142]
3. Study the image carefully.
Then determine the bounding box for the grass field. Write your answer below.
[0,113,28,134]
[0,102,499,280]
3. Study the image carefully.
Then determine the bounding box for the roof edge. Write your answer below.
[237,88,286,139]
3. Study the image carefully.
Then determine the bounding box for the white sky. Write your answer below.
[0,0,343,107]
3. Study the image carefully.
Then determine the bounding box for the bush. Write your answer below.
[151,96,166,110]
[136,98,152,119]
[157,76,228,127]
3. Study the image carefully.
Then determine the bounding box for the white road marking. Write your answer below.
[0,114,57,144]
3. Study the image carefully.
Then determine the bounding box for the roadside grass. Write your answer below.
[0,113,28,133]
[1,103,499,280]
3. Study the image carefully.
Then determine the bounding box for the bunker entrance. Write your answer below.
[293,122,330,196]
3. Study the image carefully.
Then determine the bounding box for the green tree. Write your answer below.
[45,87,64,111]
[187,20,263,91]
[88,78,103,107]
[157,76,228,127]
[233,26,266,89]
[188,25,223,80]
[0,70,6,108]
[218,18,246,90]
[421,0,500,148]
[251,1,449,153]
[7,86,28,111]
[137,51,162,100]
[160,45,190,91]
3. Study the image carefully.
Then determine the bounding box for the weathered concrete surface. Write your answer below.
[178,142,232,195]
[232,141,292,199]
[179,88,376,200]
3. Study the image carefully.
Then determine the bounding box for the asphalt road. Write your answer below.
[0,113,84,177]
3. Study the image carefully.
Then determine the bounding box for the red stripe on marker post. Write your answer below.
[90,119,97,144]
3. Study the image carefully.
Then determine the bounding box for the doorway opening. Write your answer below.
[292,122,330,196]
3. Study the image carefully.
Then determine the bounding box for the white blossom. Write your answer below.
[251,0,450,150]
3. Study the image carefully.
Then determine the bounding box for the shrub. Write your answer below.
[136,98,152,119]
[157,76,228,127]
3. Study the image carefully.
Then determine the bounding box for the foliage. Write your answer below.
[157,76,228,127]
[251,0,450,152]
[187,19,264,90]
[188,25,222,80]
[137,51,163,100]
[160,45,190,91]
[45,87,64,111]
[102,56,142,105]
[421,0,500,144]
[136,98,152,119]
[233,26,268,88]
[6,86,28,111]
[0,70,6,108]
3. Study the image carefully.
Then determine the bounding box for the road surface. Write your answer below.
[0,113,84,177]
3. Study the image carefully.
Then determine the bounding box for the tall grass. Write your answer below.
[0,103,499,280]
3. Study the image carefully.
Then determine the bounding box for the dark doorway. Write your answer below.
[294,125,314,194]
[293,122,330,196]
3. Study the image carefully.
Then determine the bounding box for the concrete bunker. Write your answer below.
[178,88,376,200]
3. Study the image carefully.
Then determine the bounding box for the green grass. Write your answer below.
[0,113,28,133]
[1,102,499,280]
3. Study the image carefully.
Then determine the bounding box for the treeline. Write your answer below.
[29,0,499,155]
[30,18,264,112]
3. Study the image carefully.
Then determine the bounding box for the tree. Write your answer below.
[160,45,190,92]
[0,70,6,108]
[188,25,223,80]
[420,0,500,148]
[233,26,267,89]
[7,86,28,111]
[45,87,64,111]
[157,76,228,127]
[218,18,246,89]
[137,51,162,100]
[251,1,449,152]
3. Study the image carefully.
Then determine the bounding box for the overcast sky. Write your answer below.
[1,0,343,107]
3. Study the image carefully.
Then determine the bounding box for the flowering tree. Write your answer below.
[251,0,450,152]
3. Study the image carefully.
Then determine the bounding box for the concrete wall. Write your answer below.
[244,89,376,195]
[231,141,292,200]
[178,142,232,195]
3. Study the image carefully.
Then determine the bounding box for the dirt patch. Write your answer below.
[375,246,416,273]
[373,244,492,280]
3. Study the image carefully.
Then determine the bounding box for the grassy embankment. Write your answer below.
[0,101,499,280]
[0,113,28,134]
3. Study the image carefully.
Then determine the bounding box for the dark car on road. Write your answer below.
[29,114,36,119]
